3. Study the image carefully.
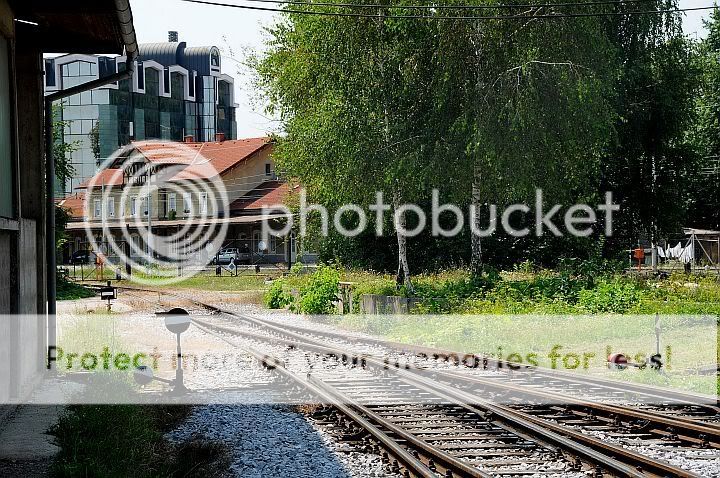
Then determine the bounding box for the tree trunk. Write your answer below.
[470,163,484,277]
[394,190,414,293]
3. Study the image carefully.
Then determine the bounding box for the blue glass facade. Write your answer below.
[45,42,237,193]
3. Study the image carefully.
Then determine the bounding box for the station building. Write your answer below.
[0,0,136,402]
[59,137,311,266]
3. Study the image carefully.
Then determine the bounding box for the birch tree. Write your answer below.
[433,4,618,275]
[255,5,450,291]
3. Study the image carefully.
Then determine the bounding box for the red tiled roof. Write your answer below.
[230,181,292,212]
[75,138,272,190]
[169,138,272,181]
[133,142,203,165]
[58,193,86,218]
[76,169,124,190]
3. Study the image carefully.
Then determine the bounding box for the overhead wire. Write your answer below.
[179,0,718,20]
[184,0,662,11]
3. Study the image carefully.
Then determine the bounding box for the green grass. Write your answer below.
[50,404,228,478]
[319,312,718,395]
[57,277,95,301]
[271,266,719,395]
[144,272,271,292]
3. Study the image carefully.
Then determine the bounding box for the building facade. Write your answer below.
[0,0,135,403]
[60,137,300,265]
[45,36,237,193]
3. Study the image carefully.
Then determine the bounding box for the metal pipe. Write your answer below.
[45,0,138,337]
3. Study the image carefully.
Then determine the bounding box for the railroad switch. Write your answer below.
[607,352,663,370]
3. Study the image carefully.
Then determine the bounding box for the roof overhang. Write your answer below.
[66,214,290,231]
[684,228,720,237]
[9,0,133,54]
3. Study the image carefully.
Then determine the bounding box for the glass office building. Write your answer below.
[45,39,237,193]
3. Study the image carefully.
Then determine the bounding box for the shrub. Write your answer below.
[290,261,305,275]
[264,280,293,309]
[56,276,95,301]
[578,279,642,313]
[297,265,340,314]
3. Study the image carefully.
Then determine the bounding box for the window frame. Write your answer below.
[183,192,192,215]
[199,192,208,215]
[107,197,115,218]
[0,32,19,225]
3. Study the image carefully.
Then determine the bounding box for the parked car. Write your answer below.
[212,246,253,266]
[69,250,97,265]
[213,248,238,265]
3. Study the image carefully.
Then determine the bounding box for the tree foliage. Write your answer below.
[601,1,700,251]
[255,1,710,276]
[689,8,720,230]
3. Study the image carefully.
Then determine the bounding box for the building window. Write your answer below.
[199,192,208,215]
[265,163,271,177]
[270,235,277,253]
[0,37,13,218]
[44,59,56,87]
[168,193,177,212]
[107,197,115,218]
[183,192,192,215]
[141,196,150,217]
[137,62,144,90]
[130,196,137,216]
[94,199,102,218]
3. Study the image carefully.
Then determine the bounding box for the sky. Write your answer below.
[129,0,714,138]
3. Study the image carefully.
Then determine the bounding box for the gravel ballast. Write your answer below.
[166,401,398,478]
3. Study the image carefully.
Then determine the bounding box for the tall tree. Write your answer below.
[690,8,720,230]
[255,3,456,291]
[52,103,79,255]
[435,3,617,274]
[601,1,699,250]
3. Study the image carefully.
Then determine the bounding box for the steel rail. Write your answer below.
[193,312,720,443]
[236,310,719,407]
[190,320,437,478]
[191,314,702,477]
[432,370,720,440]
[88,283,716,475]
[192,308,720,441]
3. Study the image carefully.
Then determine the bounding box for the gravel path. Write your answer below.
[166,400,397,478]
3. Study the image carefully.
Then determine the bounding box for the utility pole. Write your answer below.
[146,167,153,259]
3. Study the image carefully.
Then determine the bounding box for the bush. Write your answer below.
[51,404,228,478]
[578,279,642,313]
[56,276,95,301]
[264,280,293,309]
[297,265,340,314]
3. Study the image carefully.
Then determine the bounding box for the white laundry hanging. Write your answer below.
[679,242,695,264]
[672,242,683,259]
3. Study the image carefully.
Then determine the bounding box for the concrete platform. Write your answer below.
[0,404,62,477]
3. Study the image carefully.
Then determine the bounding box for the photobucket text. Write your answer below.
[262,189,620,240]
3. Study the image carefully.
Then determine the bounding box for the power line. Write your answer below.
[179,0,718,20]
[184,0,659,12]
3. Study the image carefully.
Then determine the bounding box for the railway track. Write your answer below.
[90,284,720,476]
[191,311,717,477]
